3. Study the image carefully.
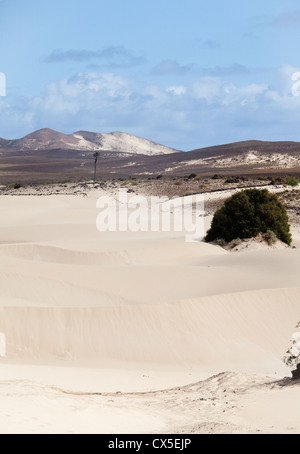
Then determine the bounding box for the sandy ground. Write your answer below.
[0,185,299,434]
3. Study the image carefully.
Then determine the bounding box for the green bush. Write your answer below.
[285,177,299,187]
[205,189,292,245]
[225,176,240,184]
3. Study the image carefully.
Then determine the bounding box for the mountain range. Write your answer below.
[0,129,299,184]
[0,128,179,156]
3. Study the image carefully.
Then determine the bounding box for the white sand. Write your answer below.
[0,188,299,434]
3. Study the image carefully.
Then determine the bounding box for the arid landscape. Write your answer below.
[0,129,300,184]
[0,150,299,433]
[2,0,300,437]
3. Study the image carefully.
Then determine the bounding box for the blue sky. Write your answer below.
[1,0,300,149]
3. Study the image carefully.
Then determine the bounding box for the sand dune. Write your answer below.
[0,238,298,307]
[0,188,299,434]
[0,287,299,369]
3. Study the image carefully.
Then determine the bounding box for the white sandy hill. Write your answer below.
[8,128,179,156]
[74,131,179,155]
[164,149,300,171]
[0,188,299,433]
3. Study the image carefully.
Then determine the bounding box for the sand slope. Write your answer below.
[0,287,299,369]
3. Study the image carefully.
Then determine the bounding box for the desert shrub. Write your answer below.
[187,173,197,180]
[225,176,240,184]
[228,238,242,249]
[205,188,292,245]
[214,238,226,247]
[285,177,299,187]
[269,177,286,185]
[13,183,22,189]
[264,229,277,245]
[283,322,300,369]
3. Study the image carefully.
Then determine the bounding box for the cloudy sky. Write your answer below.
[1,0,300,150]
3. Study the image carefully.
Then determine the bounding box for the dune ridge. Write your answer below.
[0,287,299,368]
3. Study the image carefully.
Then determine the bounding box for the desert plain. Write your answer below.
[0,178,299,434]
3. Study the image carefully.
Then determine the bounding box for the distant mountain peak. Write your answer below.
[1,129,180,155]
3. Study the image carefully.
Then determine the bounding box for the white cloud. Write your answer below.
[221,83,268,106]
[166,86,187,96]
[273,64,300,96]
[2,66,300,148]
[191,77,223,103]
[33,73,131,118]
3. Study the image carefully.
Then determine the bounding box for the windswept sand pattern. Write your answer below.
[0,372,299,434]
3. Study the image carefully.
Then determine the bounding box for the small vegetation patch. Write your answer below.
[205,188,292,245]
[264,229,277,245]
[285,177,299,187]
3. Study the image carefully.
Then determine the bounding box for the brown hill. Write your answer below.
[0,130,299,183]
